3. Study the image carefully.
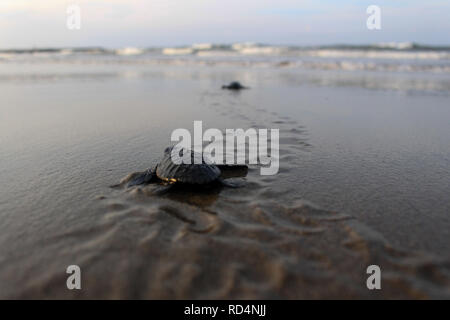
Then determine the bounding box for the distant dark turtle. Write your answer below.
[222,81,248,90]
[115,146,247,190]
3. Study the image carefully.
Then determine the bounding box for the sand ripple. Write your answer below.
[2,90,449,299]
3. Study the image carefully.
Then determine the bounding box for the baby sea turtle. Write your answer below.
[115,146,247,190]
[222,81,248,90]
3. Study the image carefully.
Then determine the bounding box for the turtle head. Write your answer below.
[164,146,174,154]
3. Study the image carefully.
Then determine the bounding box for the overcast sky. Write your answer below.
[0,0,449,48]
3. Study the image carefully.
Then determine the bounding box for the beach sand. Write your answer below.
[1,54,450,298]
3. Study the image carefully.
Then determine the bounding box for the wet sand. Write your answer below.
[1,62,450,299]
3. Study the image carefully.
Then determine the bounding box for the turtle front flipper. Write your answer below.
[111,166,157,188]
[127,168,156,187]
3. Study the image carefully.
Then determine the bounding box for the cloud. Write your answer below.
[0,0,448,48]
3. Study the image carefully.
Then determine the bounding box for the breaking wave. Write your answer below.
[1,43,449,76]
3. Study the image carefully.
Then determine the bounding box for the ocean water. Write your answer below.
[1,44,450,298]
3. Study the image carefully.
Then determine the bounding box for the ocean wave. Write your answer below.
[0,47,111,55]
[1,56,449,74]
[373,42,414,50]
[162,47,194,55]
[302,49,450,60]
[2,43,449,59]
[239,46,285,55]
[231,42,258,51]
[1,43,449,75]
[115,47,144,56]
[191,43,214,50]
[196,50,239,57]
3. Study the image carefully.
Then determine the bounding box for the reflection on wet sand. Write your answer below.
[1,57,449,299]
[7,91,449,300]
